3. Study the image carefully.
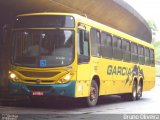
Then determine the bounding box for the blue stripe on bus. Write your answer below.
[8,80,76,97]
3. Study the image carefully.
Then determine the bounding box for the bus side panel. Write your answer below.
[75,64,91,97]
[117,62,133,94]
[93,58,112,95]
[93,58,133,96]
[143,65,156,91]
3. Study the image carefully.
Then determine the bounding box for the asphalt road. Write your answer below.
[0,77,160,120]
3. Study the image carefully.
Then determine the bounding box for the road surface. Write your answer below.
[0,77,160,120]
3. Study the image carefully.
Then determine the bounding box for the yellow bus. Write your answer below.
[8,13,155,106]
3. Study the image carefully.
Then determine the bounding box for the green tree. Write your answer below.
[147,19,160,60]
[147,19,158,38]
[147,19,160,76]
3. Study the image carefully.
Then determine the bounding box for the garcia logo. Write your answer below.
[107,65,144,85]
[107,65,131,76]
[132,65,144,79]
[107,65,144,77]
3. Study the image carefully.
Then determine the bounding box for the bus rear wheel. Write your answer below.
[121,81,137,101]
[137,81,143,100]
[86,80,99,107]
[129,80,137,101]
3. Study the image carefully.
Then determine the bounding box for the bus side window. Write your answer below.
[138,45,145,65]
[131,42,138,63]
[150,49,155,66]
[113,36,122,60]
[101,32,112,58]
[145,47,150,65]
[90,28,101,57]
[78,29,90,63]
[122,39,131,62]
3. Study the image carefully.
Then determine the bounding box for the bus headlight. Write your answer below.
[10,73,16,79]
[9,71,18,81]
[56,73,72,84]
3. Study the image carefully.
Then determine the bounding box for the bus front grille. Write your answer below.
[19,71,60,78]
[24,80,55,84]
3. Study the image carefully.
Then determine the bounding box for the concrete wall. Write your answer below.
[0,0,152,42]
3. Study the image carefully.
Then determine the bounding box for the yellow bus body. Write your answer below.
[9,13,155,104]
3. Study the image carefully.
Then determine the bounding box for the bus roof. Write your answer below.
[74,14,154,49]
[17,12,154,49]
[17,12,75,17]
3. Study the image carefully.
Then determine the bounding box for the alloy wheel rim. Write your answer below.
[90,86,97,102]
[137,85,142,98]
[133,83,137,98]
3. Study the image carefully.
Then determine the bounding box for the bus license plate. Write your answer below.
[32,91,44,96]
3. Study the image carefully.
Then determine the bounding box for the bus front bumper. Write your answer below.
[8,80,76,97]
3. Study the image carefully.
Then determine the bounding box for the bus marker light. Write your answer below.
[78,86,83,91]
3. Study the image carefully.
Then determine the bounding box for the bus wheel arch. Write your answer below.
[92,75,100,91]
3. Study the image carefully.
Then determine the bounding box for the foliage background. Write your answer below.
[148,20,160,76]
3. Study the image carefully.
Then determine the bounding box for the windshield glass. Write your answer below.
[12,30,74,67]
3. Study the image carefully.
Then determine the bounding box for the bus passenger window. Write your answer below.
[122,40,131,62]
[131,42,138,63]
[138,45,145,64]
[113,36,122,60]
[90,28,101,57]
[101,32,112,58]
[145,47,150,65]
[150,49,155,66]
[78,29,90,63]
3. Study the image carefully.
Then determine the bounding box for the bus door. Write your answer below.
[76,24,91,97]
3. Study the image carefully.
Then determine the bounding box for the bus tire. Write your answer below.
[137,81,143,100]
[129,80,137,101]
[86,80,99,107]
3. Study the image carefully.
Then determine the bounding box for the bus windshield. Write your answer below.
[12,30,74,67]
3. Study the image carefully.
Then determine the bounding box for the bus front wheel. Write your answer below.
[86,80,99,107]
